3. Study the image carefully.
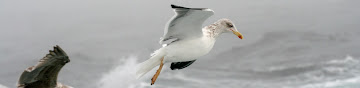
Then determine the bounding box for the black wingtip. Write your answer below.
[171,4,188,9]
[171,4,209,10]
[170,60,196,70]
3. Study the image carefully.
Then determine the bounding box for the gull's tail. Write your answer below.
[136,48,165,79]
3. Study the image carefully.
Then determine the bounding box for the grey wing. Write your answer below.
[18,45,71,88]
[170,60,196,70]
[160,5,214,44]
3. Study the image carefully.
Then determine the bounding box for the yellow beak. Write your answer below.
[231,30,243,39]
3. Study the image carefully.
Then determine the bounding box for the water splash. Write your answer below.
[97,56,148,88]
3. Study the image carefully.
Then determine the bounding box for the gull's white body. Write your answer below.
[162,34,216,63]
[136,5,240,79]
[136,28,216,79]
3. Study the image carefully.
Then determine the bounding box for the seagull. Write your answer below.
[136,4,243,85]
[18,45,72,88]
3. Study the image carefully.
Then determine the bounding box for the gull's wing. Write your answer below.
[18,45,71,88]
[160,4,214,44]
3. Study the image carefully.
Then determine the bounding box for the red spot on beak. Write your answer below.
[231,29,243,39]
[238,35,243,39]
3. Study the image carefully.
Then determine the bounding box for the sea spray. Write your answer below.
[97,56,150,88]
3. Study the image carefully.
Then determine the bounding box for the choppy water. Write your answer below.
[95,31,360,88]
[98,55,360,88]
[1,0,360,88]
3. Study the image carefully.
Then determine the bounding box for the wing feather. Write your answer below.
[18,45,71,88]
[160,5,214,44]
[170,60,196,70]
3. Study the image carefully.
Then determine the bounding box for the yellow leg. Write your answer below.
[151,56,164,85]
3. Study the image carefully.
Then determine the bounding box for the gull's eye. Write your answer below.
[227,23,233,28]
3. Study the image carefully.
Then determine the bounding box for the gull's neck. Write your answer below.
[199,23,220,51]
[202,23,223,39]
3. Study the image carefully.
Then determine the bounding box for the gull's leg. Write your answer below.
[151,56,164,85]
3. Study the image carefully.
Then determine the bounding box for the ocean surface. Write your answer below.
[1,0,360,88]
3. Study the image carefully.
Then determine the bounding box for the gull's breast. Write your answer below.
[163,37,215,62]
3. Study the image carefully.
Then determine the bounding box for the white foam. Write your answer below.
[97,56,148,88]
[300,55,360,88]
[254,55,358,72]
[327,55,358,64]
[252,63,313,72]
[301,76,360,88]
[0,84,8,88]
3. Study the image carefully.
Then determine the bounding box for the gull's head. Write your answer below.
[216,18,243,39]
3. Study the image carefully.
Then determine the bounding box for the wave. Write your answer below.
[97,56,149,88]
[247,55,360,88]
[299,55,360,88]
[301,76,360,88]
[254,55,359,72]
[96,55,360,88]
[326,55,359,64]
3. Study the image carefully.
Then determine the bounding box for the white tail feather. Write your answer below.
[136,48,165,79]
